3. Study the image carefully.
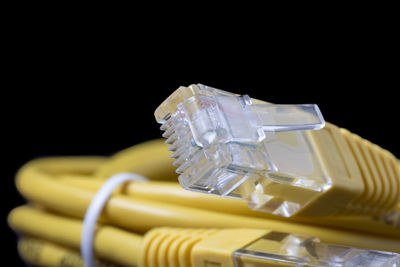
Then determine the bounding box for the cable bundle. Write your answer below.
[8,139,400,266]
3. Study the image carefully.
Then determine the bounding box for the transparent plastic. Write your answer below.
[233,231,400,266]
[155,84,330,217]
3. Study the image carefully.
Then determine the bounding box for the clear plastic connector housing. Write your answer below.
[155,84,329,217]
[233,231,400,267]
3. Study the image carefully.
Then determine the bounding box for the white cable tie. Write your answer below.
[81,172,148,267]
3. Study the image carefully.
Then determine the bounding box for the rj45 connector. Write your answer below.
[155,84,400,217]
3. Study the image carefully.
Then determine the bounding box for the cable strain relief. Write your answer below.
[140,228,218,267]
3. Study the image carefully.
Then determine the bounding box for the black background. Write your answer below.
[3,14,399,265]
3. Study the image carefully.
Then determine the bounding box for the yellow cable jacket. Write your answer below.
[25,157,107,175]
[340,129,400,215]
[18,237,85,267]
[57,176,400,238]
[15,160,400,253]
[8,206,142,266]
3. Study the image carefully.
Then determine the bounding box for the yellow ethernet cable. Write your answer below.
[17,237,127,267]
[8,206,400,267]
[7,84,400,266]
[154,84,400,218]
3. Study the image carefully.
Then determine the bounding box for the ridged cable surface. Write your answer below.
[141,228,218,267]
[341,128,400,215]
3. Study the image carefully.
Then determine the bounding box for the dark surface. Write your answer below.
[3,19,399,265]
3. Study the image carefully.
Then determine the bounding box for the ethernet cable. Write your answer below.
[9,206,400,267]
[7,84,400,266]
[8,139,400,266]
[155,84,400,217]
